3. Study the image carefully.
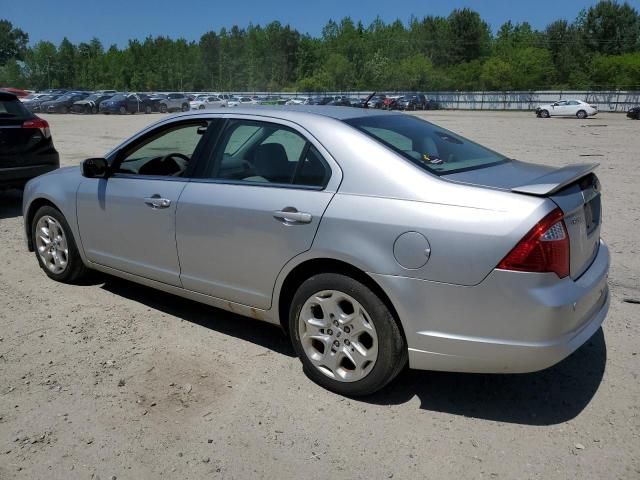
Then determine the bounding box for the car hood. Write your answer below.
[444,160,598,196]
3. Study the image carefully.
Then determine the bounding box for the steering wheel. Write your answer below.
[159,152,190,175]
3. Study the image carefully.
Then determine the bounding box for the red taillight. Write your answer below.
[497,208,570,278]
[22,117,51,138]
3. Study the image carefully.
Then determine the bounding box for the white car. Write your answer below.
[285,97,310,105]
[536,100,598,119]
[227,96,256,107]
[189,95,227,110]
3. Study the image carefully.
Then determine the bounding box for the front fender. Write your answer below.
[23,168,85,261]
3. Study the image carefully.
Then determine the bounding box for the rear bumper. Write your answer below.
[371,240,610,373]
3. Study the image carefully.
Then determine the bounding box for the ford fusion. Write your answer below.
[22,106,609,396]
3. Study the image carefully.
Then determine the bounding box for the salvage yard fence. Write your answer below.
[223,90,640,112]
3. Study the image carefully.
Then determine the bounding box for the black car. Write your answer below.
[627,106,640,120]
[0,92,59,189]
[72,93,117,114]
[396,94,425,111]
[304,96,333,105]
[25,94,63,113]
[41,93,90,113]
[326,96,352,107]
[99,93,154,114]
[425,98,441,110]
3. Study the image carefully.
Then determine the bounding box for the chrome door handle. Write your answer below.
[144,195,171,209]
[273,208,312,224]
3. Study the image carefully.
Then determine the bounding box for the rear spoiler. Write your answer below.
[511,163,599,196]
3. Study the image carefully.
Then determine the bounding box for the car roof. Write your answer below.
[166,105,399,122]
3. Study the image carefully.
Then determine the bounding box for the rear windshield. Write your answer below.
[344,114,509,175]
[0,97,32,118]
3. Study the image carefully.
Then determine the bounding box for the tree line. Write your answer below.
[1,1,639,92]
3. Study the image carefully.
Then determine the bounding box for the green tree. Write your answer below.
[580,1,640,55]
[0,19,28,65]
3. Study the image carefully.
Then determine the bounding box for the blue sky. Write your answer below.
[3,0,639,47]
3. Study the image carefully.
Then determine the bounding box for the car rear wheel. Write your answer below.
[159,104,167,113]
[32,206,88,283]
[289,273,407,396]
[181,103,189,112]
[119,106,126,115]
[540,109,550,118]
[576,110,587,119]
[91,105,97,114]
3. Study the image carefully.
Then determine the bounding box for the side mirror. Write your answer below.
[81,157,109,178]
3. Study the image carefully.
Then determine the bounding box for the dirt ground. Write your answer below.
[1,110,638,480]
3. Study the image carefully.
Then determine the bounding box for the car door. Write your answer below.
[551,101,568,116]
[176,117,341,309]
[566,100,580,115]
[76,119,215,286]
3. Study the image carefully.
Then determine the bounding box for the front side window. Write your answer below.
[204,120,328,187]
[115,122,209,177]
[345,114,509,175]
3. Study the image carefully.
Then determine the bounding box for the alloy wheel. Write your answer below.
[298,290,378,382]
[35,216,69,274]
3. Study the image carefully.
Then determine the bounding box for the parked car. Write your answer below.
[227,96,256,107]
[367,95,386,109]
[424,98,440,110]
[304,97,333,105]
[387,96,403,110]
[189,95,227,110]
[23,94,62,113]
[72,93,116,114]
[535,100,598,119]
[99,93,154,114]
[627,106,640,119]
[396,95,426,110]
[0,91,59,189]
[157,93,190,113]
[41,92,90,113]
[22,106,609,396]
[285,97,310,106]
[327,96,352,107]
[19,93,50,105]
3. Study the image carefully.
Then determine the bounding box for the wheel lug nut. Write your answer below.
[344,339,350,346]
[333,320,339,327]
[344,326,350,334]
[333,340,340,347]
[327,329,333,336]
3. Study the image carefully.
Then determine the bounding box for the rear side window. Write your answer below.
[345,114,509,175]
[202,119,329,188]
[0,97,32,119]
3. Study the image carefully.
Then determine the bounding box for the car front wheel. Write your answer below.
[289,273,407,396]
[32,206,88,283]
[540,109,550,118]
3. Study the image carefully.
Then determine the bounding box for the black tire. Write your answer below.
[576,110,587,119]
[119,105,127,115]
[62,106,69,114]
[289,273,407,396]
[31,205,89,284]
[181,103,189,112]
[91,105,97,114]
[159,103,168,113]
[199,105,205,110]
[540,109,550,118]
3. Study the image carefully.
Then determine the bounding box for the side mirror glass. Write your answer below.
[81,157,109,178]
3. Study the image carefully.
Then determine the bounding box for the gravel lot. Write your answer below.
[1,111,638,479]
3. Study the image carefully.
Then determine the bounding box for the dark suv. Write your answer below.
[0,92,59,189]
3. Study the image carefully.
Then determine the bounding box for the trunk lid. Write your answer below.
[446,161,602,279]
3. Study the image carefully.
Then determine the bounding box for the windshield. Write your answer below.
[344,114,509,175]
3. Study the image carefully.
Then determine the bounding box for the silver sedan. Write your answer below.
[23,106,610,396]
